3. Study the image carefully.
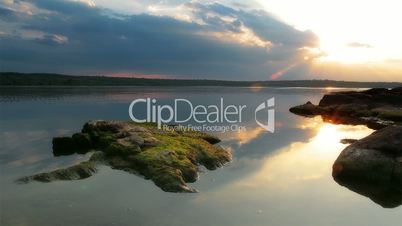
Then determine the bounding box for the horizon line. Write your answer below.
[1,72,402,84]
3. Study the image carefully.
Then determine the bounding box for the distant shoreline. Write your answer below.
[1,72,401,88]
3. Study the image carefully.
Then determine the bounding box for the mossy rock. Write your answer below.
[105,142,141,156]
[17,161,97,183]
[72,133,92,153]
[52,137,76,156]
[53,133,93,156]
[18,120,231,193]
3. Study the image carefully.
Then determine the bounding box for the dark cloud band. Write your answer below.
[0,0,319,80]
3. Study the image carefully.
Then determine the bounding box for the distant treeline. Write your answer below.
[1,72,401,88]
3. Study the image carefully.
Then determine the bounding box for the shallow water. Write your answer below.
[0,87,401,226]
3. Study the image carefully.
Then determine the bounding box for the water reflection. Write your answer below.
[180,122,401,226]
[226,120,401,208]
[1,87,401,226]
[227,121,373,191]
[218,120,402,210]
[334,175,402,208]
[219,126,266,146]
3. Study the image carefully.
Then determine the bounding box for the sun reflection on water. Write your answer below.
[227,120,374,192]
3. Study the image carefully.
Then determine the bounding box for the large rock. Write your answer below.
[319,87,402,107]
[17,120,232,193]
[332,125,402,208]
[289,87,402,129]
[290,88,402,207]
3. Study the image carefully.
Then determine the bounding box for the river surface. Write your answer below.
[0,87,401,226]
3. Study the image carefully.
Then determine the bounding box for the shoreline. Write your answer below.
[1,72,401,88]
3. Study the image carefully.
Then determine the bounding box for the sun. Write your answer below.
[318,44,371,64]
[316,36,385,64]
[258,0,402,64]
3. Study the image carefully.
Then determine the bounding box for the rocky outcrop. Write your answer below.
[17,120,231,193]
[332,125,402,208]
[289,87,402,129]
[319,88,402,107]
[290,88,402,207]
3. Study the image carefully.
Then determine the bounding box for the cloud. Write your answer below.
[71,0,95,7]
[0,0,320,80]
[347,42,373,48]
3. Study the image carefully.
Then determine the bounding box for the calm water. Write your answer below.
[0,87,401,226]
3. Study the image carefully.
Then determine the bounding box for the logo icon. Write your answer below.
[254,98,275,132]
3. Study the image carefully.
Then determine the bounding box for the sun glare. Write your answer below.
[259,0,402,64]
[229,121,373,194]
[298,118,374,148]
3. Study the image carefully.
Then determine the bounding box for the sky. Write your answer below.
[0,0,401,81]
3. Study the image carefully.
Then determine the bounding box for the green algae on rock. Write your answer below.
[17,120,232,193]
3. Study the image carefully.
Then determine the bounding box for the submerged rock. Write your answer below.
[289,87,402,129]
[17,120,231,193]
[332,125,402,208]
[18,161,97,183]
